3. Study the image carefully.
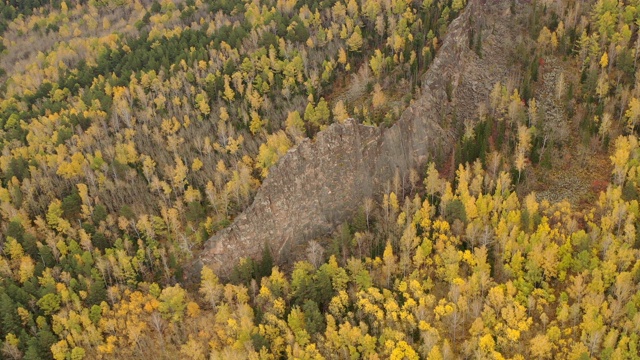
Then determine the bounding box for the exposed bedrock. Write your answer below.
[199,0,514,276]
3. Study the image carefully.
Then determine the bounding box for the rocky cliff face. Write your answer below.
[199,0,515,276]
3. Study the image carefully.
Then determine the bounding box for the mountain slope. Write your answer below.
[200,0,520,275]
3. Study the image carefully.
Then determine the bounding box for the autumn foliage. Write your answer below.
[2,0,640,359]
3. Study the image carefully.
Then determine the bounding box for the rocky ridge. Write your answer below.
[199,0,518,276]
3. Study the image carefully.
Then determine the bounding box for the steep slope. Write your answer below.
[200,0,519,275]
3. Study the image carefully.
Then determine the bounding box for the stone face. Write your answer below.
[201,120,387,275]
[198,0,515,276]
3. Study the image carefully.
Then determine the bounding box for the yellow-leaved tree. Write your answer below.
[256,131,293,178]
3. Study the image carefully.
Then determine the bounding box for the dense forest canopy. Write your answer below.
[0,0,640,359]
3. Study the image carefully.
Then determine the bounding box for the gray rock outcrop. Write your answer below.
[199,0,515,276]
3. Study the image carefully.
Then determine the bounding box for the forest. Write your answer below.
[0,0,640,359]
